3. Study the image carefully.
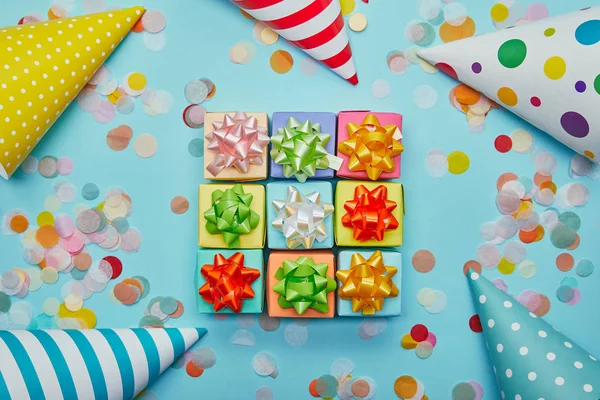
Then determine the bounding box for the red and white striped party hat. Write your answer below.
[231,0,359,85]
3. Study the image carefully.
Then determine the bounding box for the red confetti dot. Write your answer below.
[530,96,541,107]
[308,379,320,397]
[410,324,429,342]
[102,256,123,279]
[435,62,458,80]
[494,135,513,153]
[469,314,483,333]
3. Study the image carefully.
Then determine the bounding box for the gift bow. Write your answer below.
[270,117,343,182]
[337,114,403,180]
[272,186,334,249]
[206,112,270,177]
[204,184,260,247]
[273,256,337,315]
[342,184,399,241]
[336,251,399,315]
[198,252,260,313]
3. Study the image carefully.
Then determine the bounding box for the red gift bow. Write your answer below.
[341,185,399,241]
[198,252,260,313]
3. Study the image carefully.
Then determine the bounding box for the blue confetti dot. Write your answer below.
[576,259,595,277]
[188,138,204,158]
[575,19,600,45]
[556,285,575,303]
[82,183,100,201]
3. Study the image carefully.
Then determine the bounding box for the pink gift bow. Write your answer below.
[206,112,270,177]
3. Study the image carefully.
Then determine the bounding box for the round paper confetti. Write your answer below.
[426,149,448,178]
[258,314,280,332]
[134,134,158,158]
[518,260,536,279]
[576,259,594,278]
[270,50,293,74]
[107,125,133,151]
[349,13,368,32]
[394,376,418,398]
[188,138,204,158]
[256,387,273,400]
[170,196,189,214]
[556,253,574,272]
[510,129,533,153]
[284,323,308,346]
[447,151,470,174]
[413,85,438,109]
[412,250,436,273]
[252,352,277,377]
[372,80,391,99]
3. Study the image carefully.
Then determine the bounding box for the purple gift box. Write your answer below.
[270,112,337,180]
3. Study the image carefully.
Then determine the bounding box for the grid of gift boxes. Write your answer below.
[196,111,404,318]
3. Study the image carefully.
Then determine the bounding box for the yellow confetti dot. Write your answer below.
[544,56,566,80]
[260,27,279,45]
[340,0,356,16]
[584,150,595,159]
[348,13,368,32]
[97,201,105,211]
[37,211,55,226]
[498,257,516,275]
[497,87,518,107]
[128,72,147,91]
[58,303,97,328]
[490,4,509,22]
[107,90,123,105]
[447,151,470,175]
[401,334,419,349]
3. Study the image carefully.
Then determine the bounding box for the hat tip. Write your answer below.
[196,328,207,338]
[347,74,359,85]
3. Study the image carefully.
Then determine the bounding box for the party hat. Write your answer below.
[0,6,145,180]
[467,270,600,399]
[231,0,359,85]
[0,328,206,399]
[418,7,600,163]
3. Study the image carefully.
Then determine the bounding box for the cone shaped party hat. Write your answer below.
[0,328,206,399]
[0,6,145,180]
[418,7,600,163]
[467,270,600,399]
[231,0,359,85]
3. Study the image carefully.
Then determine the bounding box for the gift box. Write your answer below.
[336,111,404,180]
[198,184,266,248]
[335,180,404,247]
[270,112,342,181]
[266,250,336,318]
[203,112,270,181]
[336,249,402,317]
[266,181,334,250]
[195,249,264,314]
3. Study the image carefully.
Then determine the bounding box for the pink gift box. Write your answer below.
[336,111,403,180]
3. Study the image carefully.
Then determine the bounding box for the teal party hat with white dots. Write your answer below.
[467,270,600,400]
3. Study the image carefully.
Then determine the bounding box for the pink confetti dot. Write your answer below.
[56,157,74,175]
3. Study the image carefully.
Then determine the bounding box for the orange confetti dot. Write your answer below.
[534,294,551,317]
[132,19,144,33]
[497,87,518,106]
[533,172,552,187]
[540,180,557,194]
[309,379,320,397]
[186,361,204,378]
[394,376,418,398]
[567,234,580,250]
[556,253,574,272]
[463,260,482,276]
[454,84,481,105]
[36,225,60,248]
[439,17,476,43]
[270,50,294,74]
[519,229,537,244]
[584,150,595,159]
[10,215,29,233]
[401,334,419,349]
[38,258,47,269]
[412,250,436,273]
[534,225,545,242]
[496,172,518,191]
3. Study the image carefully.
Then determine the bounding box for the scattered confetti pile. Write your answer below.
[401,324,437,359]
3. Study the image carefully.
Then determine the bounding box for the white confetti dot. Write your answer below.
[371,79,391,99]
[547,352,556,361]
[413,85,438,109]
[528,372,537,381]
[555,377,564,386]
[511,322,520,331]
[520,347,528,355]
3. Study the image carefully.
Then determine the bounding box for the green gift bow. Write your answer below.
[270,117,343,183]
[273,256,337,315]
[204,184,260,248]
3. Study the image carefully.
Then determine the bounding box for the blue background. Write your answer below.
[1,0,599,399]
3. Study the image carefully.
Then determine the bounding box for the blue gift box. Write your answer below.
[270,112,337,180]
[195,249,264,314]
[266,181,334,250]
[336,249,402,317]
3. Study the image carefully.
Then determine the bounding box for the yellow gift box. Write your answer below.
[198,184,266,248]
[335,180,404,247]
[203,112,269,181]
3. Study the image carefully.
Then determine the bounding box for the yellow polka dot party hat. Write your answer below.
[418,6,600,163]
[0,6,145,179]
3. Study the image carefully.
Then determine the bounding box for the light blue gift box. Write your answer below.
[266,181,334,250]
[336,249,402,317]
[195,249,264,314]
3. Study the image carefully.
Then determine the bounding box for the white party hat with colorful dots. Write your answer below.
[467,270,600,399]
[0,328,206,399]
[418,7,600,163]
[0,6,145,180]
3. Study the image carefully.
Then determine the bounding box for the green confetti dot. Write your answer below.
[139,315,164,328]
[452,382,476,400]
[188,138,204,158]
[0,292,11,313]
[315,374,338,398]
[550,224,577,249]
[112,217,130,233]
[576,259,594,277]
[560,277,578,288]
[81,183,100,201]
[71,269,88,281]
[133,276,151,299]
[160,296,178,315]
[558,211,581,231]
[498,39,527,68]
[556,285,575,303]
[416,22,436,46]
[595,74,600,95]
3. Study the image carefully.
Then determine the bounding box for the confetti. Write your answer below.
[106,125,134,151]
[518,260,536,279]
[258,313,280,331]
[414,85,438,109]
[425,149,448,178]
[575,259,594,277]
[231,330,256,346]
[349,13,368,32]
[170,196,189,214]
[134,134,158,158]
[447,151,470,174]
[141,9,167,33]
[252,352,277,377]
[256,387,274,400]
[284,322,308,346]
[387,50,409,75]
[412,250,436,273]
[372,79,391,99]
[270,50,293,74]
[416,288,447,314]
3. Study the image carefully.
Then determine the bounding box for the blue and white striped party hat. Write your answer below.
[0,328,206,400]
[467,270,600,400]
